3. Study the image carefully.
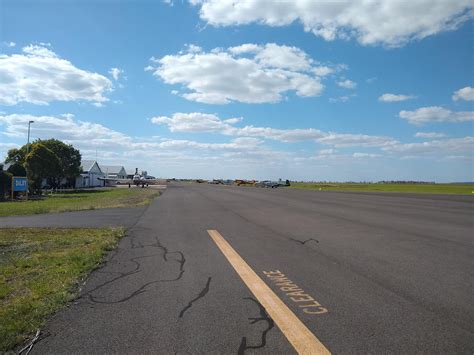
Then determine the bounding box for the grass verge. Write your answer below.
[290,182,474,195]
[0,188,160,217]
[0,227,125,352]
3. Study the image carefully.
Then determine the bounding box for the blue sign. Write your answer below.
[13,177,28,192]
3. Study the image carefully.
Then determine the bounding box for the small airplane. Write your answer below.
[99,168,159,188]
[235,179,257,186]
[255,179,291,188]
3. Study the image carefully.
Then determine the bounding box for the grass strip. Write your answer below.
[289,182,474,195]
[0,227,125,351]
[0,188,160,217]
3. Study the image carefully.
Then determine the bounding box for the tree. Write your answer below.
[40,139,81,188]
[0,170,12,200]
[5,139,82,190]
[7,163,26,177]
[5,146,27,165]
[25,143,61,193]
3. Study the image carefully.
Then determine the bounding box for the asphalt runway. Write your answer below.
[19,183,473,354]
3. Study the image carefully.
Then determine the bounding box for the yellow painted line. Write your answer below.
[207,229,331,355]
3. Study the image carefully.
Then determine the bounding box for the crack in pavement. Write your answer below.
[84,235,186,305]
[289,237,319,245]
[178,277,212,318]
[237,297,274,354]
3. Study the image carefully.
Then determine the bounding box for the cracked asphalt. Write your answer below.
[15,183,473,354]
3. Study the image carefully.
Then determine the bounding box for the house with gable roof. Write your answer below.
[75,160,104,188]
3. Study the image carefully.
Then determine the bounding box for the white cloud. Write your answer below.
[147,43,325,104]
[329,95,355,103]
[414,132,446,138]
[2,113,472,180]
[317,133,397,148]
[379,93,416,102]
[384,137,474,155]
[452,86,474,101]
[0,113,128,145]
[193,0,474,47]
[151,112,397,148]
[399,106,474,124]
[337,79,356,89]
[3,42,16,48]
[0,45,112,106]
[228,43,261,55]
[151,112,237,133]
[0,113,280,165]
[108,67,123,81]
[313,66,334,77]
[352,152,381,158]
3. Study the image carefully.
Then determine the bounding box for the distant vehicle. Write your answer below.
[99,168,159,187]
[256,179,291,188]
[208,179,224,184]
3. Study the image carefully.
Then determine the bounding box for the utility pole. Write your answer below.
[26,120,34,201]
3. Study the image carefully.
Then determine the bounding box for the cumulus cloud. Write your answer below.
[151,112,240,133]
[313,66,334,77]
[109,67,123,81]
[352,153,381,158]
[337,79,356,89]
[192,0,474,47]
[415,132,446,138]
[151,112,397,147]
[0,113,277,162]
[452,86,474,101]
[0,45,112,106]
[3,42,16,48]
[0,113,128,146]
[2,113,472,179]
[384,137,474,155]
[146,43,325,104]
[379,93,416,102]
[399,106,474,124]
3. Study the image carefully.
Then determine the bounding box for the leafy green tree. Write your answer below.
[5,139,82,190]
[25,143,61,193]
[7,163,26,177]
[5,146,27,164]
[40,139,81,188]
[0,170,13,200]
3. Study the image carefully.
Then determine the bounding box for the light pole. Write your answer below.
[26,120,34,200]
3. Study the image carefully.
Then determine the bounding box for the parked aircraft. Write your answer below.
[256,179,291,188]
[235,179,257,186]
[99,168,156,187]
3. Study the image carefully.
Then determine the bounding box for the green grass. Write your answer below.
[290,182,474,195]
[0,188,160,217]
[0,227,125,351]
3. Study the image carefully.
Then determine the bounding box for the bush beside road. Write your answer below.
[0,227,125,352]
[0,188,160,217]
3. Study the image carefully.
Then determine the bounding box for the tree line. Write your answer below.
[1,139,81,198]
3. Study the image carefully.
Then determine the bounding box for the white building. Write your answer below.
[101,165,127,179]
[75,160,104,188]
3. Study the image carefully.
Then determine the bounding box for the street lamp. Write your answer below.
[26,120,34,200]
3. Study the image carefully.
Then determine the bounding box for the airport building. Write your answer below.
[101,165,127,179]
[75,160,104,188]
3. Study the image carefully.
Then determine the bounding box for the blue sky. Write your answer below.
[1,0,473,181]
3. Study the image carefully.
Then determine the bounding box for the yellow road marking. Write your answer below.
[207,230,331,355]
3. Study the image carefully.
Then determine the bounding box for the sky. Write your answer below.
[0,0,473,182]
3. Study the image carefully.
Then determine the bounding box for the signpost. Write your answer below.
[11,176,28,200]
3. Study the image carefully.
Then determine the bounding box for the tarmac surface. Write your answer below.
[7,183,473,354]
